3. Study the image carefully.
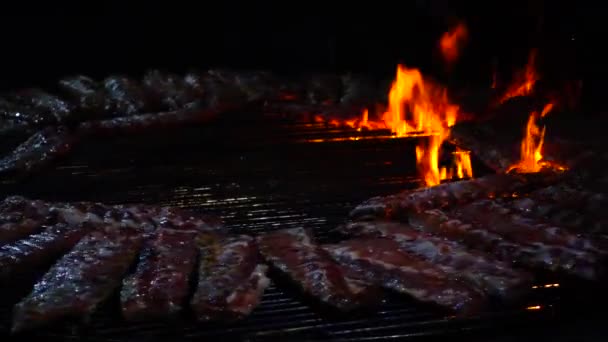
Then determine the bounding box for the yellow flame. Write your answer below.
[500,49,539,103]
[507,103,553,173]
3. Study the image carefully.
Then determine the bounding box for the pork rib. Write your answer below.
[191,234,270,321]
[0,196,54,245]
[121,228,198,321]
[0,126,76,176]
[0,223,92,283]
[349,173,558,220]
[507,184,608,235]
[339,220,531,298]
[409,209,601,280]
[456,199,608,255]
[325,238,483,314]
[12,229,143,332]
[257,228,370,311]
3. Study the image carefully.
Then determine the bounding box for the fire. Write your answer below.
[499,49,539,103]
[439,22,468,67]
[507,103,555,173]
[308,64,466,186]
[453,148,473,179]
[382,65,458,138]
[438,148,474,182]
[381,65,459,186]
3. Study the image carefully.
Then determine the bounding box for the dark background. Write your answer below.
[0,1,601,112]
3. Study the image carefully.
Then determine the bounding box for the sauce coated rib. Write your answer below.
[191,234,270,321]
[257,228,370,311]
[12,229,143,332]
[121,228,198,321]
[409,208,601,280]
[324,238,483,314]
[349,173,556,220]
[339,220,531,298]
[0,224,92,283]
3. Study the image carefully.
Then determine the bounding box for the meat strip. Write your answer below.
[349,173,561,220]
[142,70,197,110]
[409,209,601,280]
[507,184,608,235]
[9,89,73,124]
[325,238,483,314]
[0,126,76,176]
[121,228,198,320]
[456,199,608,255]
[57,75,106,120]
[103,75,150,117]
[191,234,270,321]
[0,223,92,282]
[257,228,370,311]
[0,196,54,245]
[12,229,143,332]
[339,220,531,298]
[77,106,221,135]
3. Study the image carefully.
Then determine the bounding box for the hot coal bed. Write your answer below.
[0,64,606,342]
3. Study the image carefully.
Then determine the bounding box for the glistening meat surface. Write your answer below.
[191,234,270,321]
[12,229,143,332]
[349,173,558,220]
[0,223,92,284]
[257,228,371,311]
[339,220,531,298]
[409,209,601,280]
[324,237,483,314]
[121,228,198,321]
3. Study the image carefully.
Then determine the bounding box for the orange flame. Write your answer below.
[439,148,474,181]
[380,65,459,186]
[453,148,473,179]
[507,103,554,173]
[500,49,539,103]
[307,64,467,186]
[382,65,458,138]
[439,23,468,68]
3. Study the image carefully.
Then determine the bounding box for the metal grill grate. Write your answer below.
[0,115,603,341]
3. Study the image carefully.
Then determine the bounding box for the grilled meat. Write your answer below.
[103,75,150,117]
[0,126,76,176]
[325,237,483,314]
[349,173,560,220]
[409,209,601,280]
[257,228,370,311]
[0,223,92,282]
[121,228,198,321]
[12,229,143,332]
[339,220,531,298]
[191,234,270,321]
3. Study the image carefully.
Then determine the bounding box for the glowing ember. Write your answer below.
[439,22,468,68]
[507,103,556,173]
[500,49,539,103]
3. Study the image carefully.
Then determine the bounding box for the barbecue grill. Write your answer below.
[0,113,605,341]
